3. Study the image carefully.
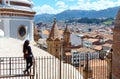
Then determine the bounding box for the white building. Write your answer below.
[0,0,36,41]
[71,48,99,66]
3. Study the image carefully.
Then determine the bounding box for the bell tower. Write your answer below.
[112,8,120,79]
[46,18,63,58]
[63,25,71,52]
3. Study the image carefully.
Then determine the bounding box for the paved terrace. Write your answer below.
[0,37,83,79]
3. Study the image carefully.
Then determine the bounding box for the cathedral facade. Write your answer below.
[0,0,35,40]
[46,18,71,58]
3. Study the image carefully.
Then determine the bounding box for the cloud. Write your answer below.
[33,0,120,14]
[56,1,68,8]
[33,5,57,14]
[33,4,66,14]
[70,0,120,10]
[33,1,68,14]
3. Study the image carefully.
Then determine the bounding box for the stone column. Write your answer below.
[112,9,120,79]
[112,28,120,79]
[30,20,34,41]
[3,19,10,37]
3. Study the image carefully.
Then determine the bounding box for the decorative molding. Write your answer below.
[0,8,36,14]
[10,1,31,7]
[0,8,36,17]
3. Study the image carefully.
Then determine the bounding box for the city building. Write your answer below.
[71,48,99,66]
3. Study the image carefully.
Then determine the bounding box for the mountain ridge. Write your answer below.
[34,6,120,23]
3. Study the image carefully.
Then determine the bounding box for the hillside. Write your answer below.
[34,6,120,23]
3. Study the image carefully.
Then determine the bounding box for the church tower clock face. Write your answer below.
[18,26,27,39]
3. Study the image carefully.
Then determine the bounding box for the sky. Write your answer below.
[32,0,120,14]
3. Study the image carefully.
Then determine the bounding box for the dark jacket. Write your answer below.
[24,46,33,58]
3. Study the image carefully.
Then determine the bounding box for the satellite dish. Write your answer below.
[0,29,4,37]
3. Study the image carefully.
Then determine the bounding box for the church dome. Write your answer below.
[0,0,36,17]
[10,0,32,3]
[10,0,33,5]
[9,0,33,7]
[0,0,34,8]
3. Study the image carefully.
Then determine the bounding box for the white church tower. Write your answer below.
[0,0,36,41]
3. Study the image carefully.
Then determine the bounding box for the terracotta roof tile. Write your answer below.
[76,47,95,53]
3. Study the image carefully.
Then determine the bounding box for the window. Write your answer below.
[18,25,27,39]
